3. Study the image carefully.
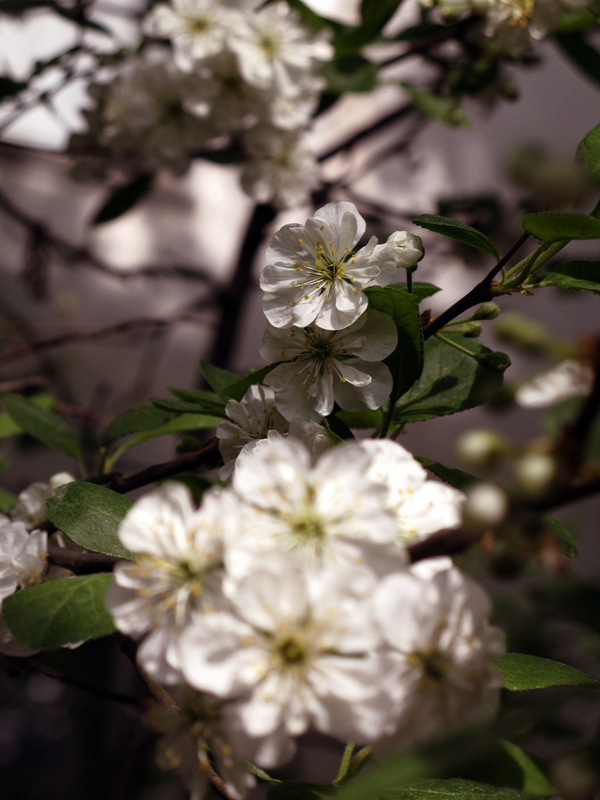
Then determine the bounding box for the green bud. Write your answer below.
[476,351,511,372]
[472,302,500,321]
[457,428,507,469]
[458,321,483,338]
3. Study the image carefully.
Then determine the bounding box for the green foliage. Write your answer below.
[99,405,175,446]
[3,574,116,649]
[366,286,424,407]
[199,360,240,397]
[360,0,403,37]
[540,514,578,558]
[401,84,469,127]
[0,393,54,438]
[336,408,384,428]
[224,364,279,401]
[46,482,135,560]
[386,778,547,800]
[169,388,228,415]
[0,485,18,513]
[92,173,155,225]
[538,260,600,294]
[576,121,600,178]
[398,282,442,302]
[413,215,500,259]
[417,457,478,491]
[555,33,600,89]
[322,55,379,93]
[496,653,600,690]
[522,212,600,241]
[393,334,504,424]
[1,393,82,460]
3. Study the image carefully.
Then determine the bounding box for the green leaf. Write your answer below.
[496,653,600,691]
[169,388,227,415]
[402,84,469,128]
[45,482,135,560]
[92,173,155,225]
[540,514,578,558]
[99,405,175,446]
[366,286,424,405]
[496,742,555,797]
[538,260,600,294]
[555,33,600,89]
[285,0,341,33]
[576,121,600,179]
[393,334,504,424]
[417,457,478,491]
[523,212,600,242]
[401,282,442,302]
[335,408,384,428]
[152,397,225,415]
[199,360,240,398]
[0,393,55,439]
[0,485,17,513]
[268,781,333,800]
[386,778,542,800]
[360,0,404,35]
[3,574,116,649]
[224,364,279,401]
[322,55,379,93]
[2,393,81,460]
[413,215,500,260]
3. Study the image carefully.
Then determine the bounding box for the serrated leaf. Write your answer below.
[46,482,135,560]
[402,84,469,128]
[366,286,424,405]
[100,405,175,446]
[417,457,478,491]
[538,260,600,294]
[386,778,544,800]
[576,121,600,179]
[224,364,279,401]
[523,212,600,241]
[555,33,600,89]
[2,393,81,459]
[92,173,154,225]
[540,514,578,558]
[393,334,503,424]
[496,653,599,691]
[3,574,116,649]
[413,215,500,259]
[199,360,240,398]
[322,55,379,93]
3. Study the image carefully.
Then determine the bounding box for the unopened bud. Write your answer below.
[387,231,424,270]
[458,321,483,338]
[463,483,508,531]
[515,452,557,497]
[495,312,550,353]
[472,302,500,321]
[457,428,507,469]
[476,351,511,372]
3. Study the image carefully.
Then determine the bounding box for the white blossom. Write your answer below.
[360,440,464,543]
[178,557,390,762]
[372,558,505,754]
[260,310,397,421]
[0,516,47,602]
[260,201,398,330]
[514,359,593,408]
[107,483,229,683]
[482,0,575,50]
[387,231,424,270]
[11,472,75,529]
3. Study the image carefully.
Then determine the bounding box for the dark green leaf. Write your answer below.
[99,405,175,446]
[523,212,600,241]
[0,486,17,513]
[413,215,500,259]
[539,514,578,558]
[152,397,222,415]
[538,260,600,294]
[169,388,227,415]
[394,21,448,41]
[402,84,469,127]
[224,364,280,401]
[285,0,341,33]
[199,360,240,398]
[268,780,333,800]
[555,33,600,88]
[417,457,478,491]
[393,334,504,424]
[3,574,116,650]
[496,653,599,691]
[366,286,424,405]
[92,173,155,225]
[576,121,600,179]
[360,0,403,35]
[46,482,135,560]
[387,778,545,800]
[554,8,599,33]
[0,393,54,439]
[2,393,81,459]
[335,408,384,428]
[400,282,442,302]
[461,740,554,797]
[322,55,379,93]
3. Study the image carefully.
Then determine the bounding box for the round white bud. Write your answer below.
[457,428,507,469]
[387,231,424,270]
[464,483,508,530]
[515,452,557,497]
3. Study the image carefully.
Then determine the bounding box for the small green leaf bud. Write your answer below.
[458,321,483,338]
[472,302,500,321]
[463,483,508,531]
[495,312,550,353]
[514,452,557,497]
[387,231,424,270]
[476,351,511,372]
[457,428,507,469]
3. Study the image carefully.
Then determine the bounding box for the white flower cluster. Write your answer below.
[107,435,502,799]
[71,0,333,207]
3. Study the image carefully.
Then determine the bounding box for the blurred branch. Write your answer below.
[318,103,415,163]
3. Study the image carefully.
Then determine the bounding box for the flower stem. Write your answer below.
[333,742,355,785]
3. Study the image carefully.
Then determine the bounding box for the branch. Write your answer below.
[47,541,118,574]
[318,103,415,163]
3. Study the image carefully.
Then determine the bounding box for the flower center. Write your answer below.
[187,15,212,35]
[259,33,280,57]
[273,631,310,666]
[410,649,447,682]
[503,0,535,25]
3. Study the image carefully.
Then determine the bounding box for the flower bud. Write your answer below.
[458,321,483,338]
[457,428,507,469]
[514,452,557,497]
[463,483,508,531]
[472,302,500,321]
[387,231,424,270]
[476,351,511,372]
